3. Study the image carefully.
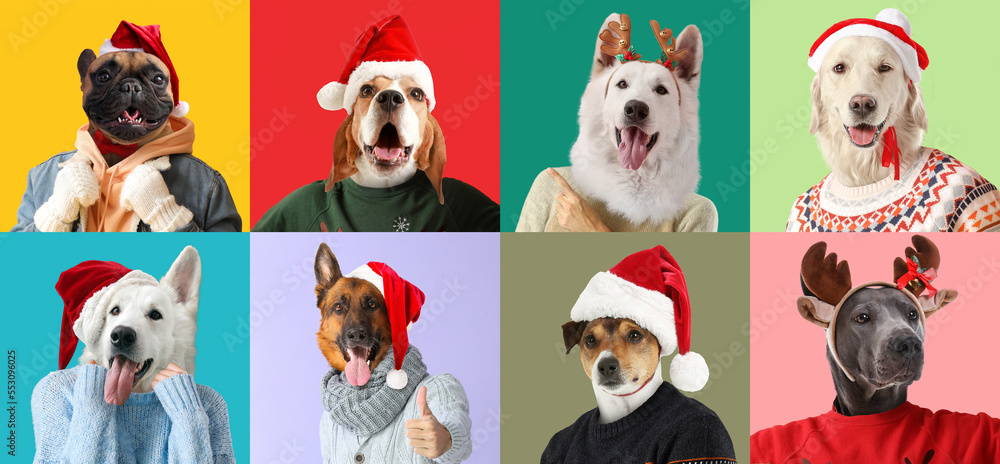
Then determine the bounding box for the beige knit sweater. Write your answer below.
[515,167,718,232]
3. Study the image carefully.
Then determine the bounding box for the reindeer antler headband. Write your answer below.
[599,14,687,103]
[796,235,956,382]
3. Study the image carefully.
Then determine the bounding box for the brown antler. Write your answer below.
[800,241,853,305]
[893,235,941,296]
[599,13,641,60]
[649,20,688,65]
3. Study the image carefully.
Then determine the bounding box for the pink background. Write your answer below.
[750,233,1000,433]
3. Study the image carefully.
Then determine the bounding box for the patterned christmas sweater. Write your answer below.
[751,401,1000,463]
[786,148,1000,232]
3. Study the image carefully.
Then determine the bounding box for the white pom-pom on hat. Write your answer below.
[386,368,408,390]
[317,82,347,112]
[669,351,710,392]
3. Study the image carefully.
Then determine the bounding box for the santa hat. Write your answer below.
[345,261,424,389]
[317,15,435,115]
[55,261,159,370]
[570,245,710,392]
[98,21,189,117]
[808,8,929,83]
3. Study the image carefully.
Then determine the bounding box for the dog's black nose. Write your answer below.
[375,90,405,113]
[849,94,877,118]
[345,327,369,343]
[623,100,649,121]
[118,79,141,94]
[110,327,137,349]
[893,335,923,358]
[597,357,619,376]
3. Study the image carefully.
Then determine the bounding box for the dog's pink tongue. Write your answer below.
[848,126,877,146]
[104,355,139,406]
[374,146,404,161]
[618,126,648,170]
[344,347,371,386]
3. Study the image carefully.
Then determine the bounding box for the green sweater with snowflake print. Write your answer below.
[253,171,499,232]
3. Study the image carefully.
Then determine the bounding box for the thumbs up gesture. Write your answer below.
[405,386,453,458]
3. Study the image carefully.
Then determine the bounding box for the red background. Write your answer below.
[249,0,501,227]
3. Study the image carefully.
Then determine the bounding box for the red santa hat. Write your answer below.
[808,8,928,83]
[98,21,189,117]
[344,261,424,389]
[317,15,435,115]
[55,261,159,370]
[570,245,710,392]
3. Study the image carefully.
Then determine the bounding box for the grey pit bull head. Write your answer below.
[795,236,957,390]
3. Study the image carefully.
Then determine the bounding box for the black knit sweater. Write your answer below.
[541,382,736,464]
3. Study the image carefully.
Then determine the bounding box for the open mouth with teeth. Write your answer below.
[364,123,413,167]
[616,126,659,170]
[104,355,153,405]
[108,108,162,129]
[343,341,380,386]
[844,120,887,148]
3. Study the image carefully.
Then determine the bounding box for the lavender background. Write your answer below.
[249,233,501,463]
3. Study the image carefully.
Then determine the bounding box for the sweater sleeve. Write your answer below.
[442,179,500,232]
[154,374,234,463]
[675,194,719,232]
[664,413,737,463]
[952,184,1000,232]
[515,170,555,232]
[32,365,123,463]
[13,167,41,232]
[174,171,242,232]
[422,374,472,464]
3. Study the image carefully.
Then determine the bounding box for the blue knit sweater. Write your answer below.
[31,364,235,463]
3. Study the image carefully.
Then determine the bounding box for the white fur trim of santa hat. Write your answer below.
[98,39,190,117]
[571,271,679,356]
[345,263,384,294]
[317,60,435,115]
[71,270,159,348]
[808,8,927,83]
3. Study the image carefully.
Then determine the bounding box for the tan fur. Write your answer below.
[578,318,659,385]
[315,277,391,372]
[810,37,927,187]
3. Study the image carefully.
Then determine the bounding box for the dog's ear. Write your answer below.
[77,49,95,88]
[414,113,447,204]
[562,320,587,354]
[314,242,343,291]
[797,296,835,329]
[809,74,823,134]
[162,246,202,311]
[591,13,622,76]
[673,25,703,84]
[907,81,928,132]
[326,114,360,192]
[918,288,957,318]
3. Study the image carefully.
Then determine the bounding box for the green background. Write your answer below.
[500,0,751,231]
[0,233,250,463]
[749,1,1000,231]
[500,233,750,462]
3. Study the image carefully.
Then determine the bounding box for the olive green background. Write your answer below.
[750,1,1000,231]
[500,233,750,462]
[500,0,751,231]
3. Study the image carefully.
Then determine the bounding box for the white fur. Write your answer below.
[74,247,202,393]
[593,359,664,424]
[810,37,927,187]
[571,271,677,355]
[570,20,703,225]
[351,80,422,190]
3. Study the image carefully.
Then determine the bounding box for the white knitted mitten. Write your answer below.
[120,158,193,232]
[33,158,100,232]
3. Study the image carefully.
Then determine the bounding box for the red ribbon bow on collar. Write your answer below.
[881,126,900,181]
[92,130,139,158]
[896,256,938,297]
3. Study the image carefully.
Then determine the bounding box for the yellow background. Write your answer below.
[0,0,250,230]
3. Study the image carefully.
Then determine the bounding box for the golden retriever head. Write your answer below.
[325,76,447,203]
[810,36,928,186]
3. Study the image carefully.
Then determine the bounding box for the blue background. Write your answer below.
[0,233,250,463]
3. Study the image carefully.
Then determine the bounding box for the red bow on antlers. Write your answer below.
[896,256,937,297]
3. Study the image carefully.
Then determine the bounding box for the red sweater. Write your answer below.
[751,402,1000,464]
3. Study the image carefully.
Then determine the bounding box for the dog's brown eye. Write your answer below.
[110,306,120,316]
[334,303,344,313]
[152,75,165,85]
[878,64,892,73]
[627,330,642,342]
[833,64,845,74]
[410,88,424,101]
[907,309,918,320]
[655,85,668,95]
[96,72,111,84]
[360,85,374,98]
[617,80,628,89]
[584,335,596,348]
[149,310,162,321]
[367,299,376,309]
[855,314,870,323]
